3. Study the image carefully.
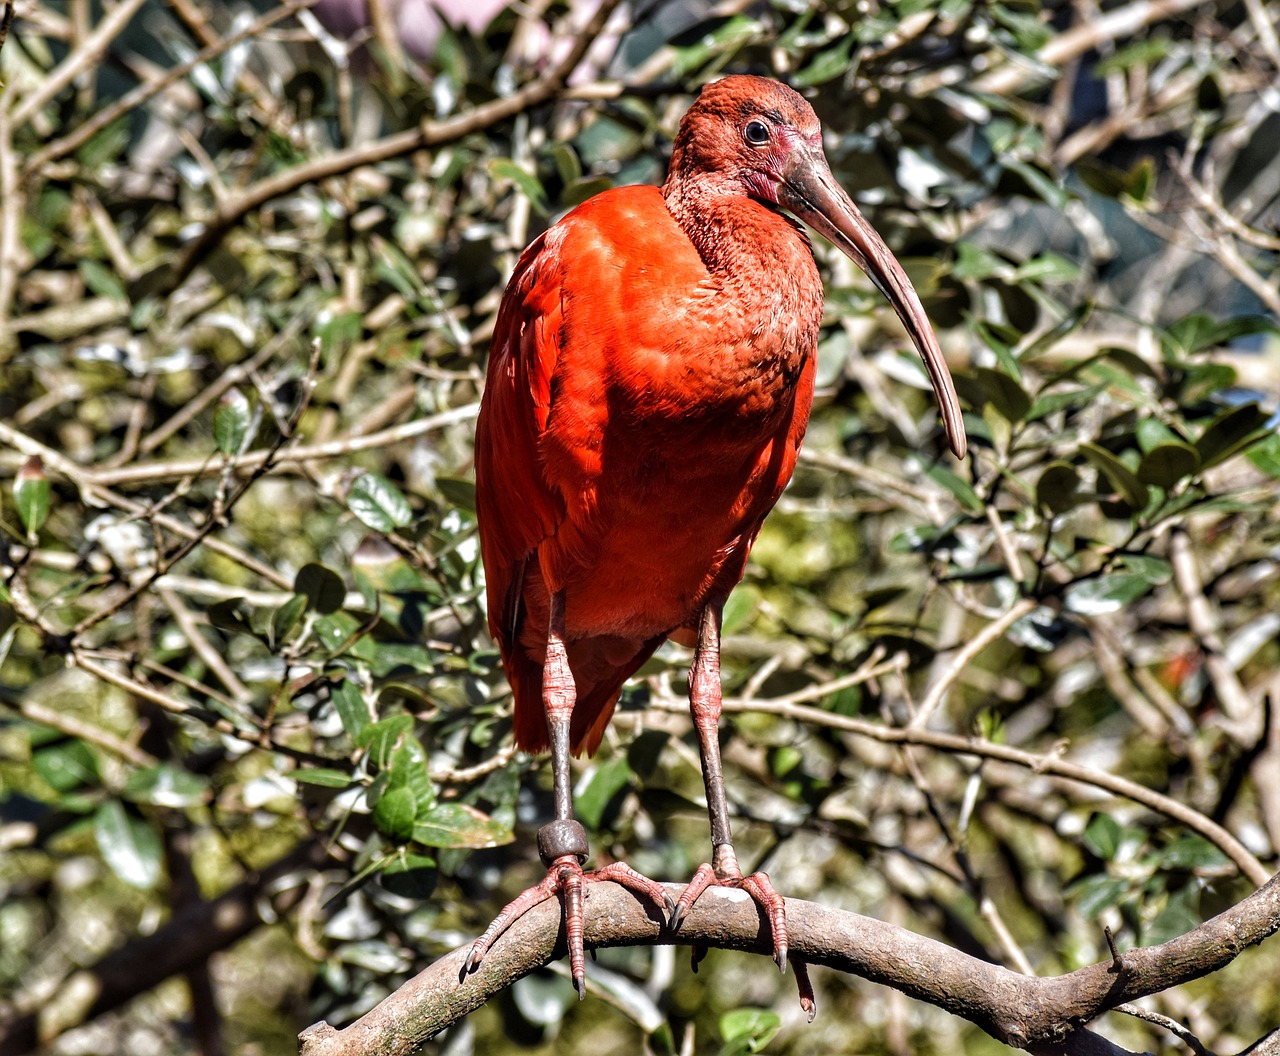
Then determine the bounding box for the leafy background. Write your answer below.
[1,1,1279,1054]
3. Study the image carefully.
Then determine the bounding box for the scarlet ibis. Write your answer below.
[467,74,966,998]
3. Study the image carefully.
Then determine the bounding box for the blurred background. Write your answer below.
[1,1,1279,1054]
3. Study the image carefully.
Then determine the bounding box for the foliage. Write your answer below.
[1,1,1279,1054]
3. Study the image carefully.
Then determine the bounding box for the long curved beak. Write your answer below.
[778,149,967,459]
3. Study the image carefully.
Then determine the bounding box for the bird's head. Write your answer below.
[667,75,967,460]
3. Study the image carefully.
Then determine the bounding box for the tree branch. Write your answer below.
[299,871,1280,1056]
[0,841,327,1056]
[167,0,626,288]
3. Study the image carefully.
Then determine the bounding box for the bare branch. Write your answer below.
[298,872,1280,1056]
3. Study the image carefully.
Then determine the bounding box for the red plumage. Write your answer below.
[466,74,965,999]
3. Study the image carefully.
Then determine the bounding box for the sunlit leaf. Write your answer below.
[719,1008,781,1056]
[214,387,252,456]
[1065,573,1154,615]
[122,764,210,808]
[95,800,162,890]
[372,784,419,841]
[412,802,513,849]
[347,471,413,532]
[14,457,50,539]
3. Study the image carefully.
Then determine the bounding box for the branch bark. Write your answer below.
[299,871,1280,1056]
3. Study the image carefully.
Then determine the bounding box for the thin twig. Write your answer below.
[88,402,481,486]
[167,0,627,287]
[650,690,1270,885]
[910,597,1038,728]
[6,697,157,767]
[0,420,292,588]
[10,0,151,127]
[1115,1002,1215,1056]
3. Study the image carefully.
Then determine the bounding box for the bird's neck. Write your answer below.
[661,176,812,282]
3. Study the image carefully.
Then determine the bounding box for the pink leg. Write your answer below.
[672,605,792,974]
[466,591,672,997]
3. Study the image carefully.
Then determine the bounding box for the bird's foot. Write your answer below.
[464,821,673,999]
[672,861,789,970]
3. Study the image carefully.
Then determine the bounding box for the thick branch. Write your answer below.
[299,871,1280,1056]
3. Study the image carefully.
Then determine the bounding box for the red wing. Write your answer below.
[474,230,565,652]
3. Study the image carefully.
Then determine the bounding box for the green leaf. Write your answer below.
[1137,442,1200,488]
[1021,302,1094,362]
[14,457,50,539]
[214,388,252,456]
[1094,37,1175,74]
[32,739,99,793]
[372,784,419,842]
[972,366,1032,422]
[1070,874,1130,919]
[1036,461,1082,514]
[1001,157,1069,208]
[294,767,353,788]
[1014,252,1081,284]
[330,677,373,738]
[347,472,413,532]
[1163,313,1277,359]
[435,476,476,514]
[208,597,253,635]
[122,764,210,807]
[270,593,307,648]
[487,158,549,215]
[358,713,414,767]
[1178,362,1237,404]
[1144,885,1201,946]
[721,584,758,636]
[1117,553,1172,584]
[1135,418,1185,452]
[412,802,513,849]
[1194,403,1270,470]
[1246,432,1280,479]
[1065,573,1154,615]
[719,1008,782,1056]
[1155,835,1229,871]
[793,36,855,87]
[1081,443,1149,509]
[381,852,438,899]
[926,465,984,514]
[94,800,163,890]
[295,563,346,614]
[576,756,632,830]
[79,258,127,302]
[1083,812,1122,859]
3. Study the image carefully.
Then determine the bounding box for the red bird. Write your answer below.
[468,75,966,997]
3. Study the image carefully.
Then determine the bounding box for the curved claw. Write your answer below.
[463,855,671,998]
[793,958,816,1022]
[674,864,789,972]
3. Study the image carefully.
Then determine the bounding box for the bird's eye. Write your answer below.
[743,120,770,146]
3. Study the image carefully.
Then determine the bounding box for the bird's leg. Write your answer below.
[465,591,672,998]
[673,605,790,973]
